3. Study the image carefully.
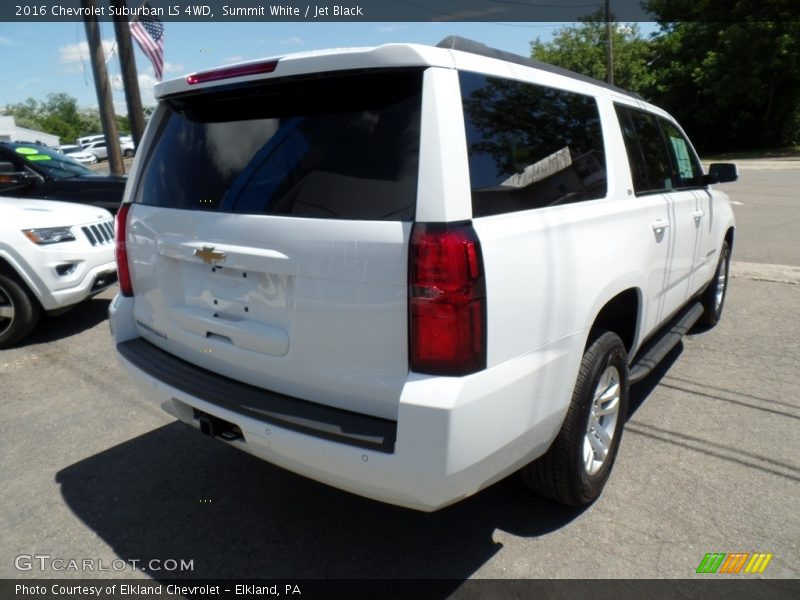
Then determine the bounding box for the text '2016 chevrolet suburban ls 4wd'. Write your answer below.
[109,37,737,511]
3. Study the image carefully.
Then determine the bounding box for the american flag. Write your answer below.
[130,2,164,81]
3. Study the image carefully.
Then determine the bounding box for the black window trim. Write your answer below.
[614,105,652,195]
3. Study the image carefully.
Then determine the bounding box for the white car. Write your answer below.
[84,139,136,161]
[0,195,117,347]
[120,140,135,157]
[77,134,105,148]
[110,38,737,511]
[57,144,98,165]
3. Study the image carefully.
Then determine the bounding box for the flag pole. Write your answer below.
[82,0,124,175]
[111,0,146,149]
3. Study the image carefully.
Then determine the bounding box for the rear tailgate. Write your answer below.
[126,69,423,420]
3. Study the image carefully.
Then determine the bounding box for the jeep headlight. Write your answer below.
[22,227,76,245]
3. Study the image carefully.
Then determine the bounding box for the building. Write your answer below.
[0,116,60,147]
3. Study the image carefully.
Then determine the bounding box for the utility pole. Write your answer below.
[82,0,124,175]
[112,0,146,149]
[605,0,614,85]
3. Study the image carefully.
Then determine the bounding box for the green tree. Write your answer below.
[78,108,102,138]
[645,9,800,151]
[4,98,41,130]
[531,20,657,95]
[3,93,134,144]
[36,93,87,143]
[116,114,131,135]
[529,1,800,151]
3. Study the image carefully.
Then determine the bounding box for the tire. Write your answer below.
[698,241,731,328]
[123,149,134,158]
[521,331,629,507]
[0,272,41,348]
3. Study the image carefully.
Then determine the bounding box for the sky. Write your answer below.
[0,21,658,111]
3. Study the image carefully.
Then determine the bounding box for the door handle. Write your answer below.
[693,210,705,220]
[651,220,670,233]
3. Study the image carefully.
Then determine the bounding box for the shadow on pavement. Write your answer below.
[21,295,112,347]
[628,342,683,420]
[55,335,678,583]
[56,422,588,582]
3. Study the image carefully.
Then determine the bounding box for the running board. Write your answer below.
[629,302,704,384]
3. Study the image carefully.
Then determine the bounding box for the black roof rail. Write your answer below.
[436,35,644,101]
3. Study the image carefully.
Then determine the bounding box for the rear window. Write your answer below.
[134,69,422,221]
[460,72,607,217]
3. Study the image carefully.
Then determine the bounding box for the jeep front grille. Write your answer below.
[82,220,115,246]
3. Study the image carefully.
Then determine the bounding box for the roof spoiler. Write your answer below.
[436,35,643,101]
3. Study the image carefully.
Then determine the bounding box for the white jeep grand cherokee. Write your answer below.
[110,38,737,510]
[0,196,117,347]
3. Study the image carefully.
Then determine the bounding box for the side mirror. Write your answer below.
[703,163,738,185]
[0,161,36,193]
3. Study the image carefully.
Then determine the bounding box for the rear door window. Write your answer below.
[459,72,607,217]
[134,69,422,221]
[616,106,674,195]
[615,105,702,195]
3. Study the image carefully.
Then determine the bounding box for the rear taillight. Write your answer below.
[115,203,133,297]
[409,222,486,375]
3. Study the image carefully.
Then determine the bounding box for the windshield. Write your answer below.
[11,144,94,178]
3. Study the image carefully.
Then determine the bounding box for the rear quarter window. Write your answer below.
[459,72,607,217]
[134,69,422,221]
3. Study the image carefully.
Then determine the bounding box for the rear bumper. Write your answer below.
[110,295,575,511]
[117,337,397,454]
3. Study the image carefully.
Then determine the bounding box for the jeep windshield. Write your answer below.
[134,69,422,220]
[9,143,95,179]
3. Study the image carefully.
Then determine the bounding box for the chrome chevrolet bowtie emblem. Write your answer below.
[194,246,226,265]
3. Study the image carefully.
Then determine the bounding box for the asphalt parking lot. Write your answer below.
[1,161,798,584]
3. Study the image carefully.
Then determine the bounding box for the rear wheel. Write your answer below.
[521,331,629,506]
[0,272,41,348]
[698,241,730,328]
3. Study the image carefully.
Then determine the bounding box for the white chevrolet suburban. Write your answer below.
[0,195,117,347]
[109,38,737,510]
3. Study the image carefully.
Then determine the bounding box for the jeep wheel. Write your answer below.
[0,273,41,348]
[698,241,730,328]
[521,331,629,506]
